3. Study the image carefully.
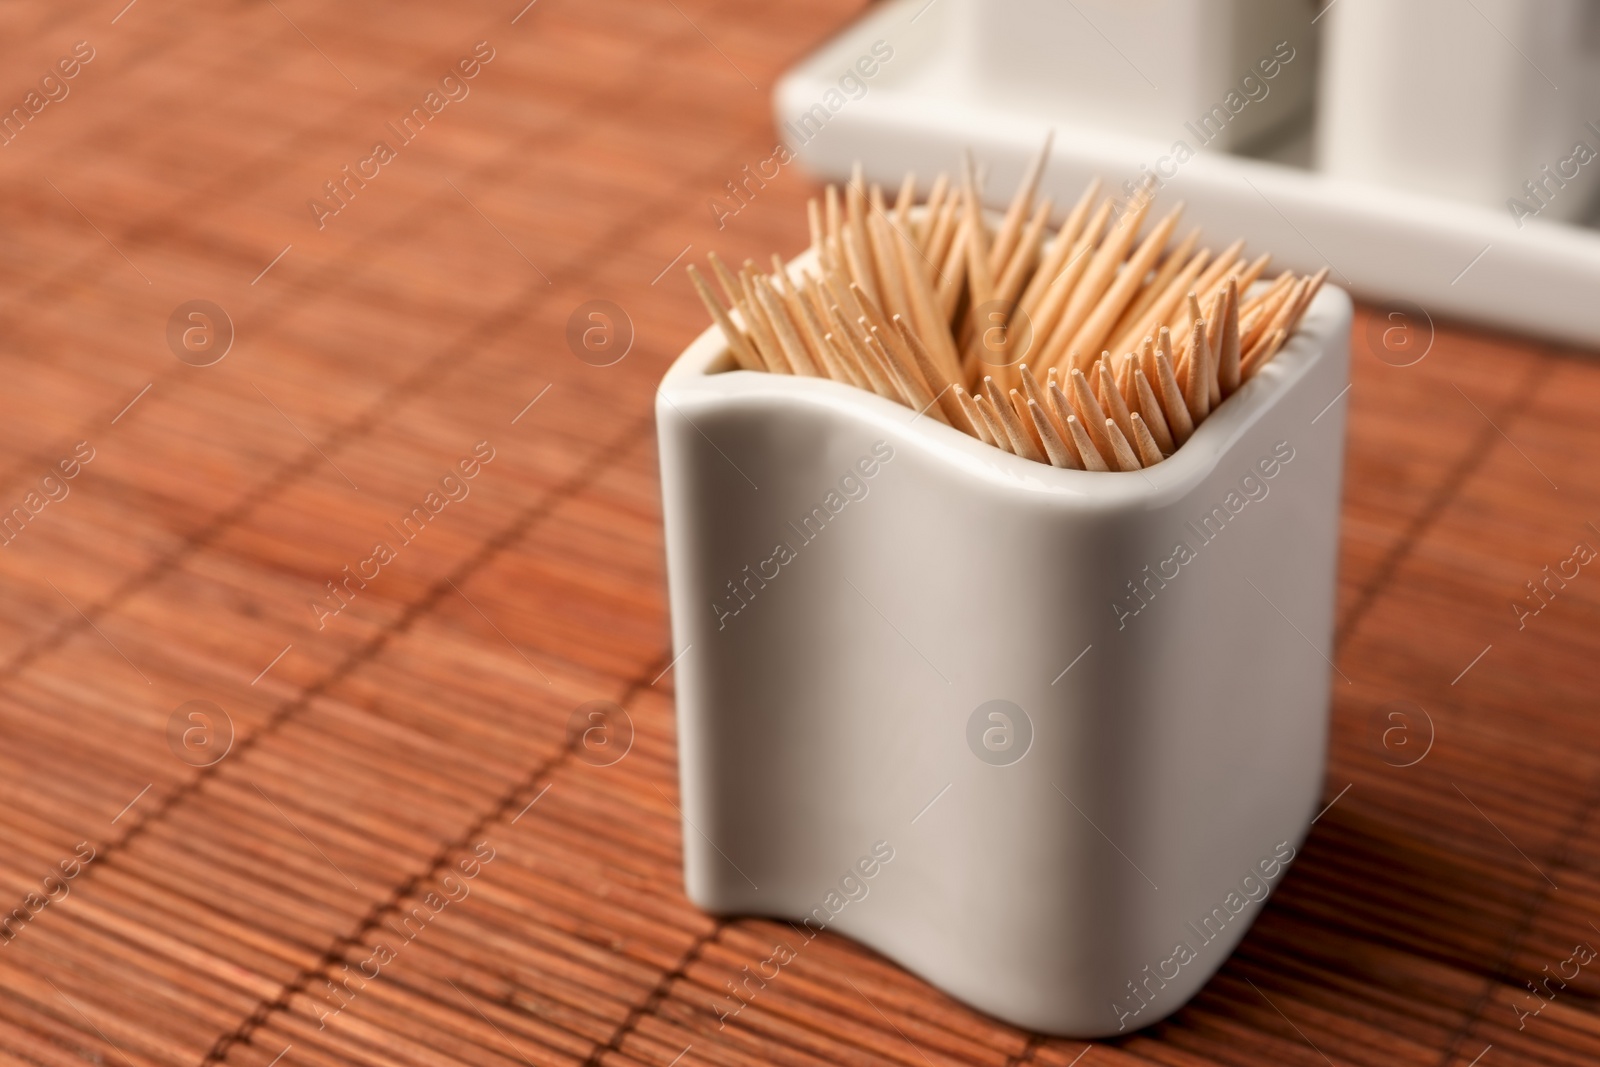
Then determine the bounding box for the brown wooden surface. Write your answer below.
[0,2,1597,1066]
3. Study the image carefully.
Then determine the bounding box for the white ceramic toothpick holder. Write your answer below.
[657,267,1351,1036]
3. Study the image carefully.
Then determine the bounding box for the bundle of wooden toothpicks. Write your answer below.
[688,142,1327,471]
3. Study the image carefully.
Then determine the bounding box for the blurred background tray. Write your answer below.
[776,0,1600,350]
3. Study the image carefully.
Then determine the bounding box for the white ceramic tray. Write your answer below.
[773,0,1600,349]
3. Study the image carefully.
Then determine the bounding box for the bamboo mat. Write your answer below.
[0,2,1597,1065]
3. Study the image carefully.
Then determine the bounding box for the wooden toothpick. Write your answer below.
[686,162,1322,470]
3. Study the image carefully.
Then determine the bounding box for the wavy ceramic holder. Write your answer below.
[657,255,1353,1035]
